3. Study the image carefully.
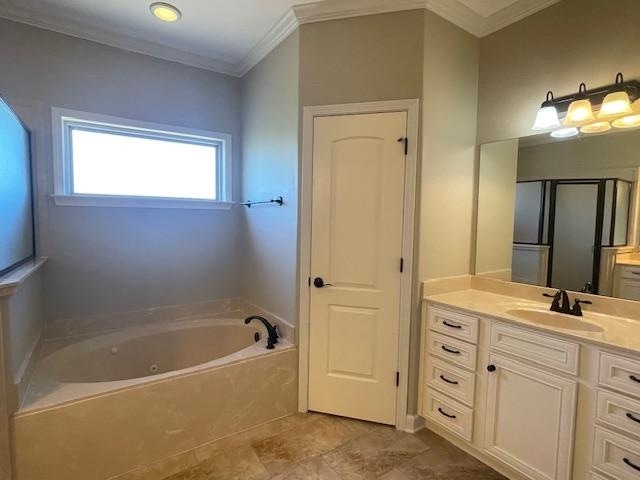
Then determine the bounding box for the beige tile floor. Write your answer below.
[149,412,506,480]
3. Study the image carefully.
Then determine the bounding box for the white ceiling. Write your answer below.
[0,0,559,77]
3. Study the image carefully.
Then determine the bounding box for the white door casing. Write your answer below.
[308,112,406,425]
[298,99,419,430]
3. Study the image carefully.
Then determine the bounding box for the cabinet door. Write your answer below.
[483,353,577,480]
[617,279,640,301]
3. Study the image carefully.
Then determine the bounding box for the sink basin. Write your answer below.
[505,308,604,332]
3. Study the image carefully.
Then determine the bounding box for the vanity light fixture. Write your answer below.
[612,99,640,129]
[598,73,633,119]
[532,73,640,138]
[580,121,611,134]
[150,2,181,22]
[532,91,561,130]
[564,83,595,126]
[550,127,579,139]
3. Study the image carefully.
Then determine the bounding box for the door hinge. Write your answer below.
[396,371,400,387]
[397,137,408,155]
[400,257,404,273]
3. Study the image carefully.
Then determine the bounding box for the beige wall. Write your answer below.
[518,129,640,181]
[299,10,424,106]
[240,32,300,325]
[477,0,640,144]
[475,140,519,278]
[410,10,480,413]
[0,18,243,322]
[419,10,479,281]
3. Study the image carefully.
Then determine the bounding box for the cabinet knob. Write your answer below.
[487,365,496,372]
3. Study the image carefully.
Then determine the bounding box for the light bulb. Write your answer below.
[150,2,181,22]
[532,106,560,130]
[550,127,579,139]
[580,122,611,134]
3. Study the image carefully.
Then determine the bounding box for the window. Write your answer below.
[52,108,232,209]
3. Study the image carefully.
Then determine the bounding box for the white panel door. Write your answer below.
[483,353,577,480]
[308,112,407,425]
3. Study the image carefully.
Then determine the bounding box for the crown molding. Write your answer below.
[0,3,239,76]
[293,0,428,24]
[237,8,298,77]
[425,0,484,37]
[0,0,559,79]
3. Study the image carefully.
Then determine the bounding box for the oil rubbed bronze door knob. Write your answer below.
[313,277,332,288]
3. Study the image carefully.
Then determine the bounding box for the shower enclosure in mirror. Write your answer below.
[0,96,35,276]
[475,128,640,301]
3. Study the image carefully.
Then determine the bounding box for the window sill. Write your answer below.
[51,194,234,210]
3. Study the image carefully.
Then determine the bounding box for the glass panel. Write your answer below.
[0,98,34,274]
[514,182,543,243]
[551,183,598,292]
[71,128,218,200]
[614,180,631,246]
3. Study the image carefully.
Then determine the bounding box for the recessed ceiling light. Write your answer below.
[150,2,181,22]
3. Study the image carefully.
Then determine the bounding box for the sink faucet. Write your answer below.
[543,289,571,314]
[244,315,279,349]
[543,289,593,316]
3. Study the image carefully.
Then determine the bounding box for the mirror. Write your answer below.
[475,127,640,300]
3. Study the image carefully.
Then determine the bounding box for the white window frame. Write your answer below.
[51,108,233,209]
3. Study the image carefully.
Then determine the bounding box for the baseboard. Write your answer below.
[404,413,425,433]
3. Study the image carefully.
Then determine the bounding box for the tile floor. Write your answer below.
[157,412,506,479]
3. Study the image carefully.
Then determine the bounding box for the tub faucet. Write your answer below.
[244,315,279,349]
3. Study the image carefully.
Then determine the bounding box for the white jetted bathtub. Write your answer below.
[13,318,297,480]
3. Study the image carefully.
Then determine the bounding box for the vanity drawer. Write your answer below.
[593,427,640,480]
[597,389,640,438]
[599,351,640,398]
[428,306,479,344]
[490,322,579,375]
[423,387,473,442]
[425,355,476,407]
[618,265,640,280]
[427,331,477,371]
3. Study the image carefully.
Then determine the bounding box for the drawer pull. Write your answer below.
[442,320,462,329]
[439,374,459,385]
[631,271,640,275]
[626,412,640,424]
[630,375,640,384]
[441,345,461,355]
[624,458,640,472]
[437,407,457,419]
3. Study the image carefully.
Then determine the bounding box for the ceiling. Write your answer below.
[0,0,559,77]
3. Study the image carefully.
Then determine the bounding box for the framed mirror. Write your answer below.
[475,127,640,300]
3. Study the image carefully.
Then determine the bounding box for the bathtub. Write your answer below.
[12,317,297,480]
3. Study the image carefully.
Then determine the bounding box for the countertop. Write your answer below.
[425,289,640,355]
[616,259,640,267]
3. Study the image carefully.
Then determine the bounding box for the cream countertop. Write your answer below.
[616,259,640,267]
[425,289,640,355]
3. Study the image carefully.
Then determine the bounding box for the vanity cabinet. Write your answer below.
[483,352,576,480]
[613,264,640,301]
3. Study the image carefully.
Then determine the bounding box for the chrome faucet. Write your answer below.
[244,315,279,349]
[542,289,592,316]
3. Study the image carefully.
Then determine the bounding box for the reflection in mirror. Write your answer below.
[475,128,640,300]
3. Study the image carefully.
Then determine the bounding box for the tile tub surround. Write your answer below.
[423,277,640,355]
[45,297,296,343]
[112,412,506,480]
[11,347,298,480]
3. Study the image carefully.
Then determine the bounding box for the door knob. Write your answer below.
[487,365,496,372]
[313,277,332,288]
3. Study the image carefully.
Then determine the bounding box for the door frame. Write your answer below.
[298,99,420,431]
